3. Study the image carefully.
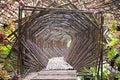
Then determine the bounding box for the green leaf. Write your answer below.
[116,57,120,65]
[1,45,11,56]
[90,67,96,76]
[83,67,89,73]
[107,49,116,60]
[2,50,9,55]
[108,33,114,39]
[110,21,116,31]
[77,76,82,80]
[103,70,108,79]
[115,74,120,80]
[109,39,118,46]
[7,45,12,49]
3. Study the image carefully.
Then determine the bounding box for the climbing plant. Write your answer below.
[105,14,120,72]
[0,20,18,79]
[80,13,120,80]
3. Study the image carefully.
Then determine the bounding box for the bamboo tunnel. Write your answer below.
[18,8,102,74]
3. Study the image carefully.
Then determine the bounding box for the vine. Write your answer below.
[0,20,18,80]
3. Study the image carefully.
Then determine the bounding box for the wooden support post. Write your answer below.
[18,5,23,76]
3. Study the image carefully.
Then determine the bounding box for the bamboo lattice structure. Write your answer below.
[0,0,120,24]
[17,6,103,76]
[1,0,119,76]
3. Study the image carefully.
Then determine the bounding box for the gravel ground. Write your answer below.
[23,57,73,80]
